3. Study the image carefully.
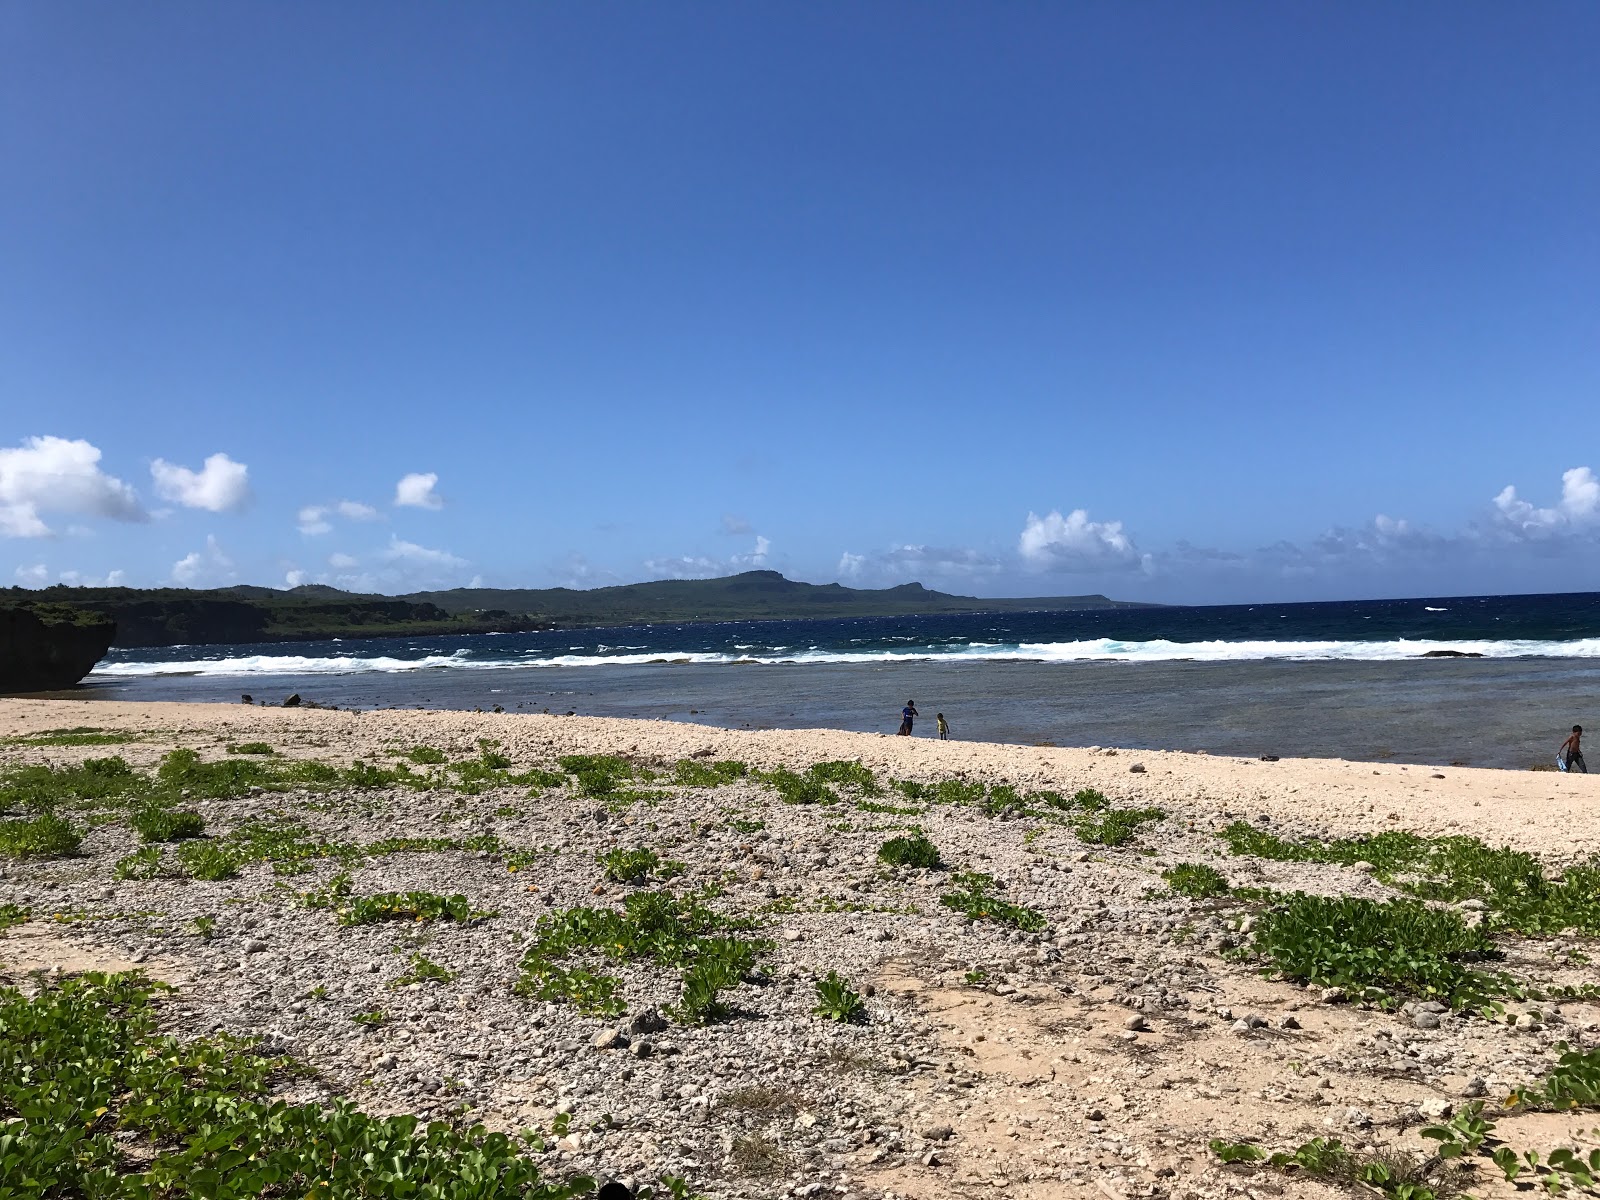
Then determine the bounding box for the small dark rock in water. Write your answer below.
[282,694,301,707]
[240,694,253,705]
[1419,649,1484,658]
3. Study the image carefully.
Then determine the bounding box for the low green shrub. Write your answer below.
[407,745,447,765]
[759,768,836,806]
[4,728,135,747]
[940,871,1047,932]
[558,754,636,796]
[1512,1044,1600,1110]
[813,971,865,1022]
[0,812,81,859]
[225,742,275,755]
[391,953,456,988]
[336,891,487,926]
[877,833,941,869]
[1075,805,1164,846]
[598,846,682,884]
[114,845,164,880]
[807,760,882,796]
[131,807,205,843]
[672,759,749,787]
[1163,862,1231,898]
[0,902,29,932]
[1249,891,1509,1009]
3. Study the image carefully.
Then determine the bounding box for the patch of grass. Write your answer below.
[728,816,765,834]
[1,972,669,1199]
[4,728,137,747]
[352,1008,389,1027]
[729,1133,793,1177]
[130,807,205,843]
[813,970,865,1022]
[0,756,142,814]
[334,891,490,927]
[391,952,456,988]
[758,767,836,806]
[1163,862,1231,898]
[894,778,987,806]
[1248,891,1511,1010]
[558,753,637,796]
[718,1085,802,1116]
[598,846,683,885]
[807,760,882,796]
[940,870,1047,932]
[515,889,766,1023]
[877,833,942,869]
[1075,805,1164,846]
[0,903,29,932]
[1221,820,1600,938]
[0,812,81,859]
[225,742,276,755]
[177,841,241,881]
[407,745,448,765]
[671,759,748,787]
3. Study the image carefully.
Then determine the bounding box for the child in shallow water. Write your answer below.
[1559,725,1586,772]
[936,713,949,740]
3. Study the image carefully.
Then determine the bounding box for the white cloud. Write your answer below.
[328,552,359,569]
[285,569,310,587]
[58,568,127,587]
[0,436,144,537]
[170,536,234,587]
[1018,509,1144,571]
[150,453,251,513]
[836,544,1001,585]
[382,536,466,569]
[1492,467,1600,539]
[13,563,48,586]
[721,513,754,535]
[645,536,774,579]
[394,472,443,510]
[298,499,380,536]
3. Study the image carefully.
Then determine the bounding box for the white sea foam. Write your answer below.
[93,637,1600,677]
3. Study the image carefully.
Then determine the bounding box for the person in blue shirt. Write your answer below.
[897,699,918,736]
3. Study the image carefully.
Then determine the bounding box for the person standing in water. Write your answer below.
[936,713,949,740]
[1559,725,1586,772]
[897,699,918,736]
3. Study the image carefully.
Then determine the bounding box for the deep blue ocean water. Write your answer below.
[82,591,1600,769]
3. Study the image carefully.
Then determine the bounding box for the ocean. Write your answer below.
[83,591,1600,770]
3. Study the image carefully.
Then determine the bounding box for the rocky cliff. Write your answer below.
[0,604,117,692]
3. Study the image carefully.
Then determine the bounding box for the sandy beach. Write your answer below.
[4,697,1599,1200]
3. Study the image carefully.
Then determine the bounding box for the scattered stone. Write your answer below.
[591,1028,629,1051]
[1129,763,1146,774]
[922,1124,955,1141]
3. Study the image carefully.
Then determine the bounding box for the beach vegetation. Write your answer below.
[1220,820,1600,937]
[391,952,456,987]
[0,902,29,932]
[130,806,206,843]
[728,1133,793,1177]
[0,756,142,814]
[728,815,765,834]
[1162,862,1232,898]
[405,744,447,764]
[515,888,766,1024]
[114,845,163,880]
[3,727,137,747]
[189,915,217,939]
[718,1085,801,1116]
[598,846,683,884]
[558,753,636,794]
[813,970,866,1023]
[0,812,82,859]
[940,870,1047,932]
[225,742,276,755]
[758,767,837,805]
[1509,1044,1600,1111]
[894,777,987,807]
[672,758,748,787]
[2,971,669,1199]
[807,760,883,796]
[1075,805,1164,846]
[329,889,489,927]
[1246,891,1509,1010]
[352,1007,389,1026]
[877,832,942,869]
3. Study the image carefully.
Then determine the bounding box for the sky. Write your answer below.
[2,2,1598,605]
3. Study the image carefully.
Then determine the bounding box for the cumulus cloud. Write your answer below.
[170,536,234,587]
[720,514,754,535]
[382,536,466,569]
[837,544,1001,584]
[1491,467,1600,539]
[328,552,359,569]
[645,536,773,580]
[1018,509,1145,572]
[298,499,381,535]
[394,472,443,510]
[285,569,310,587]
[13,563,48,586]
[0,436,144,537]
[150,453,251,513]
[58,568,127,587]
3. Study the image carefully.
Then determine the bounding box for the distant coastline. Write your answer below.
[3,570,1155,650]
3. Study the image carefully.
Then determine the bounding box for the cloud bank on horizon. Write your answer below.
[4,432,1598,603]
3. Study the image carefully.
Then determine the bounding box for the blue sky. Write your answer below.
[3,2,1598,604]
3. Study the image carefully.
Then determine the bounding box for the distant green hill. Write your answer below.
[6,571,1155,649]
